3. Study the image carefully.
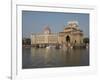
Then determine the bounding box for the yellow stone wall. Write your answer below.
[31,34,58,44]
[31,32,83,45]
[58,32,83,45]
[31,21,84,45]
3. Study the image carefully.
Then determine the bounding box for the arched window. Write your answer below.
[66,35,70,42]
[75,40,76,43]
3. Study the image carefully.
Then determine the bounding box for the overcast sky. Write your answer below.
[22,11,89,38]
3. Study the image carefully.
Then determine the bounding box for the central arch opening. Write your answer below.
[66,35,70,42]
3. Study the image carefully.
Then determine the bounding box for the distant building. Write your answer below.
[31,21,83,46]
[31,25,58,46]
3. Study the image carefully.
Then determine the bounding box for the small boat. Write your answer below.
[86,45,88,49]
[70,46,73,49]
[86,43,89,49]
[59,45,62,49]
[46,46,51,49]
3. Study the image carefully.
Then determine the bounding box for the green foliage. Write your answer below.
[22,38,31,45]
[83,37,89,44]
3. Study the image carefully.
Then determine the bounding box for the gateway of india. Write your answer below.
[31,21,83,48]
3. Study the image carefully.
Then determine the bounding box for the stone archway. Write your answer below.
[66,35,70,42]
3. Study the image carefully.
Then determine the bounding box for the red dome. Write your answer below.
[43,25,51,34]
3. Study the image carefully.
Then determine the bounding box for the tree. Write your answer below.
[83,37,89,44]
[22,38,31,45]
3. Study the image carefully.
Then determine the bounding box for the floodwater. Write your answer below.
[22,47,89,69]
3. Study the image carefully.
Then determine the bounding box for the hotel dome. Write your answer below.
[43,25,51,34]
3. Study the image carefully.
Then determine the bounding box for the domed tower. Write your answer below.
[59,21,83,45]
[64,21,79,32]
[43,25,51,34]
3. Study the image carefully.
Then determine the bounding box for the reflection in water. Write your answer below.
[22,47,89,69]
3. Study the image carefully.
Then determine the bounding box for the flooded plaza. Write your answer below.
[22,47,89,69]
